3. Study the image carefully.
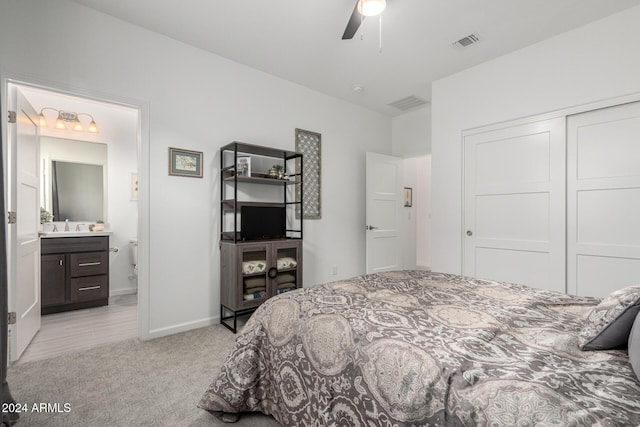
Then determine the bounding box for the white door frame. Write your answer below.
[1,74,152,346]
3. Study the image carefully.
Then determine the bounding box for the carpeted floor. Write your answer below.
[7,324,279,426]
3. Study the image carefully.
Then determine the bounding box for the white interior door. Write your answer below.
[463,117,566,292]
[567,101,640,297]
[366,152,402,274]
[7,85,41,361]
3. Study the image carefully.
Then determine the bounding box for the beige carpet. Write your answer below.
[7,324,279,426]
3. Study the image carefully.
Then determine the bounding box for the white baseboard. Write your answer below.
[110,287,138,296]
[145,316,219,341]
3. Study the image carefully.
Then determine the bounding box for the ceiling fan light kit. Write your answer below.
[343,0,387,51]
[357,0,386,17]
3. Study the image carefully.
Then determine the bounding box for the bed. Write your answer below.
[199,270,640,425]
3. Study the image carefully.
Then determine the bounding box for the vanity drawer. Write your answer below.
[41,236,109,254]
[70,275,109,302]
[70,252,108,277]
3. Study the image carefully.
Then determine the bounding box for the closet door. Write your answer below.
[567,101,640,297]
[463,117,565,292]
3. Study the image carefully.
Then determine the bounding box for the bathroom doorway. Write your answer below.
[5,81,141,363]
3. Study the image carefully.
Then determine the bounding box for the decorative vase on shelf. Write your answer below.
[269,165,285,179]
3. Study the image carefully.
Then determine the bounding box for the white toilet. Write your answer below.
[129,238,138,278]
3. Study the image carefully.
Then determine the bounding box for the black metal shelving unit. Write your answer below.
[219,142,303,332]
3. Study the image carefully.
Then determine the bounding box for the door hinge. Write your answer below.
[7,211,16,224]
[8,312,16,325]
[8,111,16,123]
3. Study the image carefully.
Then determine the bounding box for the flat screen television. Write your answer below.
[241,206,285,240]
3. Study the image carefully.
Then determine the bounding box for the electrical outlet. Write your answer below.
[332,266,338,275]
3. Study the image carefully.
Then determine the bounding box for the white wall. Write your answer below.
[399,159,417,270]
[392,105,431,269]
[0,0,391,338]
[431,5,640,274]
[392,105,431,157]
[415,154,431,269]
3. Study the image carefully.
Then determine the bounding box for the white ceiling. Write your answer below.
[68,0,640,116]
[52,0,640,116]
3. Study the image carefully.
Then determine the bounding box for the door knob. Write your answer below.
[466,230,473,236]
[366,225,379,231]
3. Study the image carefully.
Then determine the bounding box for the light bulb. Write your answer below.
[88,120,98,133]
[38,113,48,127]
[73,119,83,131]
[357,0,386,17]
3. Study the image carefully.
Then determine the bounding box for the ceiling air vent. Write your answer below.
[452,33,480,49]
[388,95,427,112]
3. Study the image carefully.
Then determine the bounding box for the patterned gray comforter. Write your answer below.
[199,270,640,426]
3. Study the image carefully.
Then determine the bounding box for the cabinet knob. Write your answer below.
[466,230,473,236]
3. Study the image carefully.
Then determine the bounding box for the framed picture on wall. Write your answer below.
[168,147,203,178]
[404,187,413,207]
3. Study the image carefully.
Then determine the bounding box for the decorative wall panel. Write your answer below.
[295,129,321,219]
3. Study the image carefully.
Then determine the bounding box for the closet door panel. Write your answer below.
[577,188,640,246]
[463,117,566,293]
[475,132,550,187]
[476,248,550,290]
[576,255,640,297]
[568,101,640,297]
[576,115,640,180]
[475,193,549,242]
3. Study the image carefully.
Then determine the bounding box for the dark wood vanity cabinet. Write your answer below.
[41,236,110,314]
[41,254,66,307]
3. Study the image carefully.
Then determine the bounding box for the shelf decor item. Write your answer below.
[268,164,285,179]
[295,128,321,219]
[237,156,251,177]
[168,147,203,178]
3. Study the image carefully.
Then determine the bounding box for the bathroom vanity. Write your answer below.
[41,233,111,314]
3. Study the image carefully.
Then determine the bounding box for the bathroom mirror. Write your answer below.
[52,161,104,221]
[40,137,107,222]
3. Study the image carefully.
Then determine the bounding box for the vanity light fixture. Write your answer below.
[38,107,99,133]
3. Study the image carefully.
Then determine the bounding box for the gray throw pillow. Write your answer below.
[579,285,640,350]
[629,313,640,380]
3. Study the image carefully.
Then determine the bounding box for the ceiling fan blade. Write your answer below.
[342,1,363,40]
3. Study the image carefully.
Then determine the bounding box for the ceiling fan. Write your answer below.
[342,0,387,40]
